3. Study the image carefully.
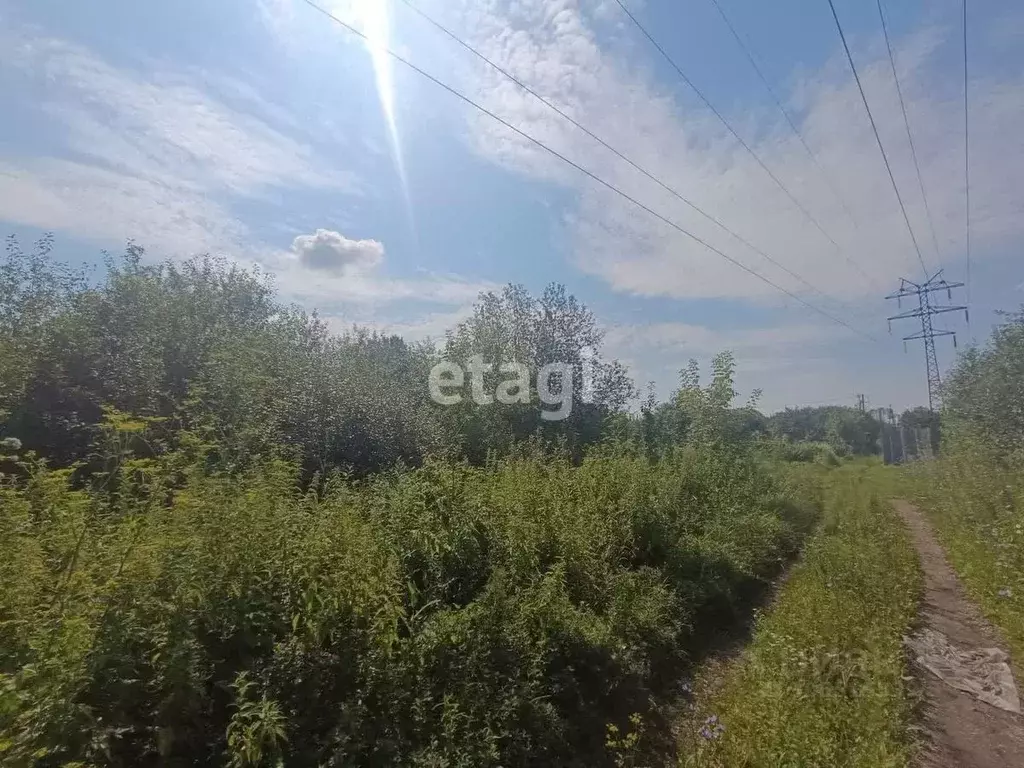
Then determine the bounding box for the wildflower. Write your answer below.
[0,437,21,452]
[698,715,725,740]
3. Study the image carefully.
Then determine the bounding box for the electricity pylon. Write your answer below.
[886,270,968,412]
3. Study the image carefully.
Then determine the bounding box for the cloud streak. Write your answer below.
[426,0,1022,305]
[0,30,355,257]
[0,24,490,315]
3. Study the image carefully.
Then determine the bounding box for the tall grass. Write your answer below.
[908,448,1024,671]
[0,439,819,766]
[682,463,920,768]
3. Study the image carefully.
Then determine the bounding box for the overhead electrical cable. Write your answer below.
[963,0,972,304]
[296,0,878,341]
[612,0,877,289]
[826,0,929,279]
[706,0,858,226]
[877,0,942,263]
[396,0,861,316]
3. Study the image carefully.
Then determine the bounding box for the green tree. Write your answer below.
[672,352,763,447]
[442,283,634,462]
[767,405,879,457]
[942,306,1024,459]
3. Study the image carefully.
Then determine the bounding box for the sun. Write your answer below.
[351,0,413,229]
[351,0,395,123]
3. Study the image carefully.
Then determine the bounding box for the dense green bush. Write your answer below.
[0,429,817,766]
[0,238,451,475]
[765,439,842,467]
[941,306,1024,461]
[767,406,879,458]
[0,235,828,763]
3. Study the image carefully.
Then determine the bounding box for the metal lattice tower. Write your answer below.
[886,271,969,411]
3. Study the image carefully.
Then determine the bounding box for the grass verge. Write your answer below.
[679,463,920,768]
[907,451,1024,675]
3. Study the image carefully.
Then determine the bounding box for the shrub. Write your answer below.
[0,438,818,766]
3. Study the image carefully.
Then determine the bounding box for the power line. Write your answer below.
[826,0,929,279]
[706,0,857,225]
[963,0,972,305]
[396,0,860,318]
[296,0,877,341]
[612,0,876,289]
[877,0,942,263]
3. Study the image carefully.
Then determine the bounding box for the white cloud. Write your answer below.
[429,0,1023,305]
[0,159,249,256]
[601,318,908,412]
[291,229,384,274]
[604,320,848,359]
[0,30,355,258]
[263,227,495,309]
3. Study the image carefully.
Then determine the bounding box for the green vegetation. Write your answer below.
[908,306,1024,668]
[0,422,819,765]
[18,236,1023,765]
[0,237,632,475]
[766,406,881,459]
[681,463,920,768]
[763,439,842,467]
[0,237,829,766]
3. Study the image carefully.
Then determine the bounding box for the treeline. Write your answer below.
[0,237,631,474]
[0,237,834,766]
[0,236,864,475]
[764,405,880,459]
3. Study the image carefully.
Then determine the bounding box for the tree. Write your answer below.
[942,306,1024,459]
[0,239,451,473]
[767,405,879,456]
[671,352,765,447]
[441,283,634,462]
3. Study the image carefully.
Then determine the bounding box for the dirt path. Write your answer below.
[893,500,1024,768]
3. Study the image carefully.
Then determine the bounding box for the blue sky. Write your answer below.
[1,0,1022,411]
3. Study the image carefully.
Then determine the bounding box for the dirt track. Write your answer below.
[893,500,1024,768]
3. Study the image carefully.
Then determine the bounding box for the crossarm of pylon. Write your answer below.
[903,330,956,342]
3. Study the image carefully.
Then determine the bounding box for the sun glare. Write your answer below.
[355,0,414,230]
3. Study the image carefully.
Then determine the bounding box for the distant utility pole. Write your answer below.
[886,270,969,412]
